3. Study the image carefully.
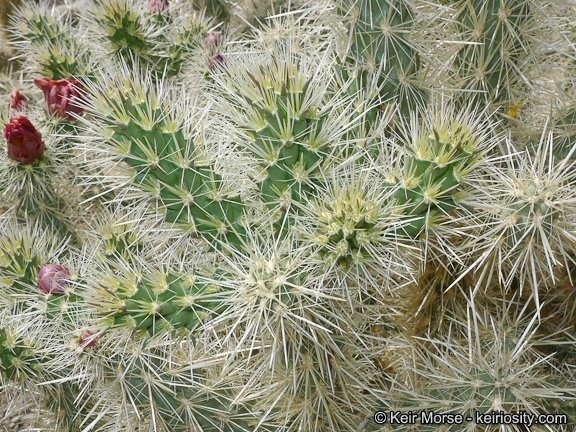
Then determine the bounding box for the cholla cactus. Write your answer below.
[88,259,231,337]
[386,102,492,236]
[371,297,576,431]
[77,63,248,247]
[465,129,576,294]
[294,162,415,289]
[340,0,427,116]
[87,0,215,77]
[451,0,537,114]
[210,41,364,213]
[2,0,576,431]
[87,339,264,432]
[87,0,164,70]
[9,2,92,80]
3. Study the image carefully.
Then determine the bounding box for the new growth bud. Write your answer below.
[9,91,28,113]
[3,116,45,165]
[34,77,84,120]
[209,54,225,70]
[38,264,70,295]
[147,0,169,13]
[204,33,220,50]
[79,331,98,350]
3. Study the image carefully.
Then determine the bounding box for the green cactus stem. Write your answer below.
[453,0,533,112]
[341,0,426,117]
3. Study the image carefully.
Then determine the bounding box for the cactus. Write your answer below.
[452,0,535,113]
[382,102,492,241]
[89,262,231,337]
[210,43,362,214]
[88,0,215,78]
[97,345,267,432]
[9,2,92,80]
[340,0,427,116]
[1,1,576,431]
[78,64,247,247]
[464,129,576,292]
[369,299,576,431]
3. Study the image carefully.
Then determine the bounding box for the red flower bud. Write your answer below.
[209,54,225,70]
[79,331,98,350]
[34,77,84,120]
[38,264,70,295]
[204,33,220,50]
[3,116,45,165]
[147,0,169,13]
[9,91,28,112]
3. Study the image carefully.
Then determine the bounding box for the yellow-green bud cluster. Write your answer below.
[386,111,486,239]
[299,171,392,272]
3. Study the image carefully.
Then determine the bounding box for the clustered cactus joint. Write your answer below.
[0,0,576,431]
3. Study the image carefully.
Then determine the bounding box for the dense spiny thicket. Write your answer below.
[0,0,576,431]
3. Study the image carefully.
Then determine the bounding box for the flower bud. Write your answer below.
[209,54,225,70]
[38,264,70,295]
[147,0,169,13]
[204,33,220,50]
[79,331,98,350]
[9,91,28,112]
[3,116,45,165]
[33,77,84,120]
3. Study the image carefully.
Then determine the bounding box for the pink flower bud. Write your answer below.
[204,33,220,50]
[38,264,70,295]
[147,0,169,13]
[79,331,98,350]
[209,54,225,70]
[559,4,570,13]
[9,91,28,112]
[3,116,45,165]
[34,77,84,120]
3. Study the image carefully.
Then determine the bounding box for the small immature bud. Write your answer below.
[147,0,169,13]
[9,91,28,112]
[209,54,225,70]
[204,33,220,50]
[79,331,98,350]
[38,264,70,295]
[34,77,84,120]
[3,116,45,165]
